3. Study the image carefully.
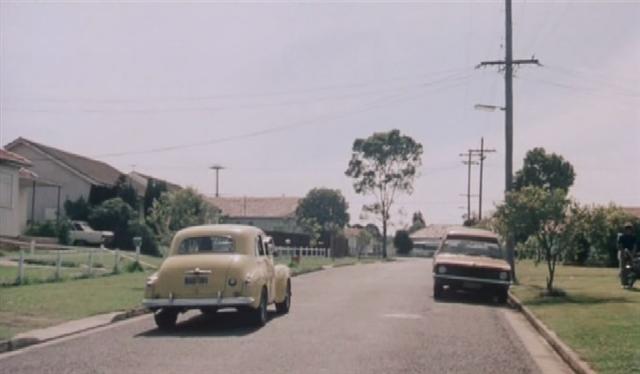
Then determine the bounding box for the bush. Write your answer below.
[393,230,413,255]
[25,221,58,237]
[128,220,160,256]
[64,196,91,221]
[24,219,71,244]
[88,198,136,249]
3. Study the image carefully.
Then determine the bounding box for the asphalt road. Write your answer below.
[0,258,570,374]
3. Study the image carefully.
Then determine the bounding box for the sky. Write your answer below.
[1,1,638,229]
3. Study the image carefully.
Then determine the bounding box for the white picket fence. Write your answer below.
[274,246,330,258]
[0,237,156,285]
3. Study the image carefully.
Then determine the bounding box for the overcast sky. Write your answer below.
[1,1,638,228]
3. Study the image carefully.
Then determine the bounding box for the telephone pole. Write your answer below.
[476,0,541,280]
[469,137,496,220]
[209,164,224,197]
[460,151,479,221]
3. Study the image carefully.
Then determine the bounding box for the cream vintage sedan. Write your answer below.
[433,228,511,303]
[143,224,292,329]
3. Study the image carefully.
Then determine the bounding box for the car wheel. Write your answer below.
[496,288,509,304]
[276,280,291,314]
[433,280,444,300]
[154,308,178,330]
[250,287,268,327]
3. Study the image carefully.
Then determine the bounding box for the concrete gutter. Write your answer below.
[0,308,148,354]
[508,292,597,374]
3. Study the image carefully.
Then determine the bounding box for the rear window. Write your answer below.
[440,238,504,259]
[177,236,235,254]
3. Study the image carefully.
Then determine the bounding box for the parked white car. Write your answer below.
[69,221,113,246]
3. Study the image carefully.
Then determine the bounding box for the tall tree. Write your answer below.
[345,129,423,258]
[514,147,576,192]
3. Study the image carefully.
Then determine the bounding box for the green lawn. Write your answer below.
[511,261,640,374]
[0,271,150,341]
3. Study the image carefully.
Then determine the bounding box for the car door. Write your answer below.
[256,235,276,302]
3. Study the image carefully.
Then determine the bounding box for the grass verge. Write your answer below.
[511,260,640,374]
[0,271,150,341]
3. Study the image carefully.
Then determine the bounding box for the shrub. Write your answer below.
[393,230,413,255]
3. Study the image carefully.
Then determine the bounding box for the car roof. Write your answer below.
[175,224,264,238]
[444,228,499,240]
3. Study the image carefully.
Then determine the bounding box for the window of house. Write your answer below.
[0,172,13,209]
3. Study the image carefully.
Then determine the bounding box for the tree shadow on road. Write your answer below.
[135,309,285,338]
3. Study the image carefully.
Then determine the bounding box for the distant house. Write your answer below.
[410,224,460,252]
[5,137,134,222]
[127,171,182,197]
[208,196,302,232]
[207,196,309,245]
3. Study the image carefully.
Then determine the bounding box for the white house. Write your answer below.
[5,137,129,222]
[0,150,32,236]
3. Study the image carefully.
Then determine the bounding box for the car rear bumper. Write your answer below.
[433,274,511,286]
[142,297,255,309]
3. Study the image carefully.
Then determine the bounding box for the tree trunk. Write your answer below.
[382,218,388,259]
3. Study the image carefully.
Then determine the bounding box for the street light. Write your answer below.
[474,104,506,112]
[209,164,225,197]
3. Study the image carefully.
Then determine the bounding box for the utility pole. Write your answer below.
[210,165,224,197]
[476,0,541,280]
[469,137,496,220]
[460,151,479,222]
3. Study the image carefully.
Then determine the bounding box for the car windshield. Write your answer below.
[177,236,235,254]
[440,238,504,259]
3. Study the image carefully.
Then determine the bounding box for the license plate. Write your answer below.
[462,282,482,289]
[184,276,208,285]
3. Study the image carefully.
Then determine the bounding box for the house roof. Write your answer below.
[128,171,182,196]
[18,168,60,187]
[6,137,123,187]
[207,196,301,218]
[0,148,32,167]
[622,207,640,219]
[410,224,462,241]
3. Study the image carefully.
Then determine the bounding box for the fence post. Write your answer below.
[18,249,25,284]
[114,249,120,273]
[30,240,35,255]
[87,249,94,276]
[55,251,62,280]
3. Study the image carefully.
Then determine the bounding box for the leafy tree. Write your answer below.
[143,178,168,216]
[147,188,219,247]
[114,175,140,211]
[345,129,423,258]
[495,186,570,293]
[296,188,350,248]
[514,147,576,192]
[393,230,413,255]
[88,197,137,250]
[63,196,92,221]
[409,211,426,233]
